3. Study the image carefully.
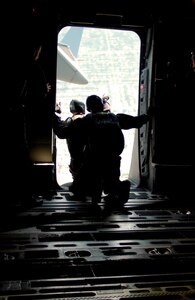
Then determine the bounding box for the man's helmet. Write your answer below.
[70,99,85,114]
[86,95,103,113]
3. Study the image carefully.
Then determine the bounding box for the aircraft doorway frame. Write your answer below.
[55,26,141,187]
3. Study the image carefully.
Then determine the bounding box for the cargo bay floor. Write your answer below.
[0,182,195,300]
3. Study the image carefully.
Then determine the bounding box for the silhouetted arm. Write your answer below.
[52,113,72,139]
[117,112,150,129]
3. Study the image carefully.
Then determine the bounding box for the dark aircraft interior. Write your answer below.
[1,0,194,299]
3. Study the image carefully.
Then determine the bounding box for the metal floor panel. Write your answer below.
[0,184,195,299]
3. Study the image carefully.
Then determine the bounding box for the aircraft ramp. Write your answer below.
[0,183,195,299]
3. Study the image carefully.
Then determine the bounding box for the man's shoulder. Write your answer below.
[64,117,73,125]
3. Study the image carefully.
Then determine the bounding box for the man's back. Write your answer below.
[84,112,124,159]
